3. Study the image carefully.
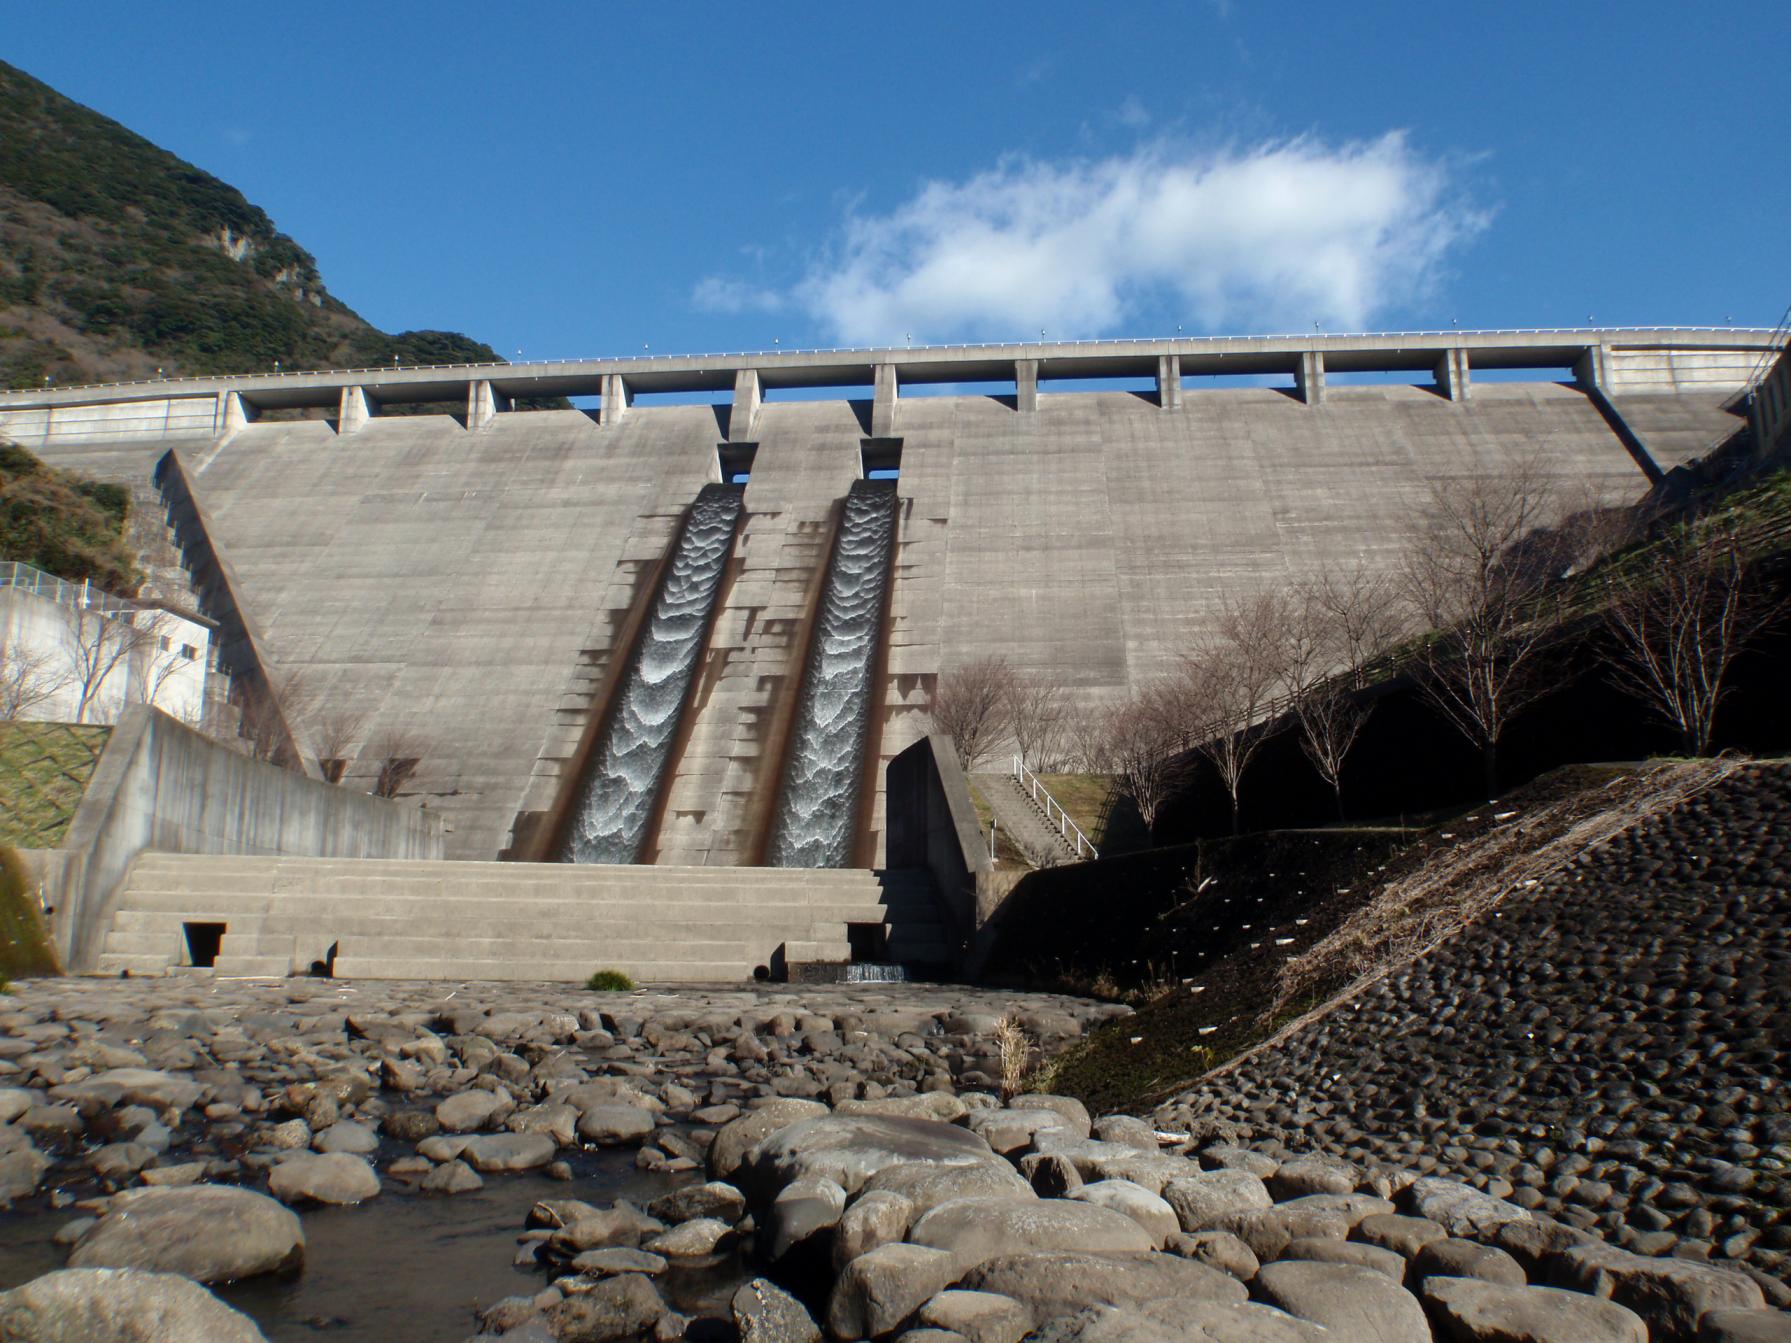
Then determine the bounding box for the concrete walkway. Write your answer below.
[97,853,950,983]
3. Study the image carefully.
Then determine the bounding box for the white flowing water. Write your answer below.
[768,480,898,868]
[564,485,742,864]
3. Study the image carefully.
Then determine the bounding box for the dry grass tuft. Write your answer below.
[994,1014,1030,1100]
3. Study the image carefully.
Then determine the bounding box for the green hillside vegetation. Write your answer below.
[0,59,507,389]
[0,722,110,849]
[0,441,138,591]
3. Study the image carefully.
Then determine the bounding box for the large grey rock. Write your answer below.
[571,1247,667,1277]
[827,1243,958,1340]
[917,1289,1031,1343]
[267,1152,380,1205]
[836,1093,969,1123]
[1699,1310,1791,1343]
[1030,1298,1328,1343]
[1555,1241,1766,1342]
[1070,1179,1179,1247]
[1274,1192,1396,1228]
[1359,1213,1450,1259]
[911,1195,1154,1273]
[643,1217,731,1258]
[1166,1230,1260,1282]
[859,1158,1035,1216]
[0,1147,51,1205]
[49,1069,203,1113]
[966,1106,1075,1155]
[1416,1237,1527,1286]
[649,1181,747,1226]
[1162,1170,1273,1232]
[543,1272,664,1341]
[709,1099,830,1181]
[1267,1154,1360,1200]
[959,1250,1249,1328]
[1091,1115,1160,1152]
[1254,1261,1430,1343]
[1083,1149,1200,1195]
[766,1175,846,1261]
[732,1276,821,1343]
[0,1087,36,1124]
[576,1103,656,1146]
[420,1159,483,1194]
[835,1190,914,1270]
[1406,1178,1533,1238]
[68,1185,303,1282]
[745,1114,1002,1199]
[0,1267,269,1343]
[459,1131,556,1172]
[435,1089,511,1133]
[313,1119,379,1155]
[1424,1275,1648,1343]
[1006,1094,1092,1137]
[1280,1236,1408,1282]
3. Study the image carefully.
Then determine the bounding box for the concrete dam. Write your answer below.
[0,327,1775,979]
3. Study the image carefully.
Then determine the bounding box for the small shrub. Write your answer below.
[585,969,634,992]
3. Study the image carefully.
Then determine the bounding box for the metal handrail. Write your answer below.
[3,325,1779,399]
[1012,754,1099,861]
[0,560,141,619]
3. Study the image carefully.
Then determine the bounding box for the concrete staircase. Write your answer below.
[970,773,1080,868]
[96,854,953,983]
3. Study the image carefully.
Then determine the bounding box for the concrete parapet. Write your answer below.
[46,705,444,972]
[216,390,253,433]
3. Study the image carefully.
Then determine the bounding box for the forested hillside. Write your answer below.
[0,60,503,389]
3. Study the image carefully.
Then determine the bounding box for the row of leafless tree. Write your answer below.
[0,604,192,724]
[931,461,1782,835]
[1,617,425,799]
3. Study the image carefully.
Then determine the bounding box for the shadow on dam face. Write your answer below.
[560,484,744,864]
[765,478,899,869]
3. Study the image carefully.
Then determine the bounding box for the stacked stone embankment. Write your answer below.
[1157,762,1791,1292]
[2,977,1787,1340]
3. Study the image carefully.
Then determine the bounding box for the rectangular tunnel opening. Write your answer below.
[860,438,902,479]
[183,921,225,968]
[716,442,758,485]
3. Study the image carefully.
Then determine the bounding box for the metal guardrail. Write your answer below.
[0,560,139,619]
[1012,754,1099,861]
[5,326,1779,399]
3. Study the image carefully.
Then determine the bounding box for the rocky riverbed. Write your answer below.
[0,975,1787,1341]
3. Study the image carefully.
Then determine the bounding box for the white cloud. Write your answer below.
[690,275,786,315]
[790,133,1486,345]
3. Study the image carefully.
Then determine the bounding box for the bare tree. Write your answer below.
[1100,687,1192,836]
[930,656,1016,771]
[311,703,369,784]
[0,640,65,720]
[1062,700,1114,772]
[1402,464,1566,798]
[123,610,189,711]
[1308,562,1404,688]
[1185,593,1295,834]
[1286,581,1391,819]
[1006,672,1068,771]
[62,602,142,724]
[1602,527,1779,755]
[235,668,311,769]
[367,726,427,799]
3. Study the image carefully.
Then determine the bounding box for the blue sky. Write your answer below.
[9,2,1790,359]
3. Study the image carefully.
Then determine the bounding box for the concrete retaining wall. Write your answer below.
[886,733,991,967]
[0,397,220,450]
[47,704,443,971]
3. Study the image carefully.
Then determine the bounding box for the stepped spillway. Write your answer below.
[768,479,898,868]
[564,484,742,863]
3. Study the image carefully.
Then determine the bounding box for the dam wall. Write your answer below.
[0,330,1772,866]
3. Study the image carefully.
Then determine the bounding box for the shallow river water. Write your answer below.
[0,1152,713,1343]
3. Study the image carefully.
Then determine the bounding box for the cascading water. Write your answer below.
[563,485,743,864]
[768,479,898,868]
